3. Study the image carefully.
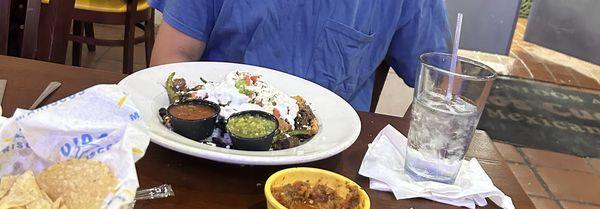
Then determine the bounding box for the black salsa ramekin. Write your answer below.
[167,100,221,141]
[226,110,279,151]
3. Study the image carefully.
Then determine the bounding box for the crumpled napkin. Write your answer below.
[359,125,515,209]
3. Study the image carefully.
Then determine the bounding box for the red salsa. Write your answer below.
[169,104,216,120]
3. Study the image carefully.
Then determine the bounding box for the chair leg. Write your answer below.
[72,20,83,67]
[83,22,96,52]
[144,10,155,67]
[123,17,135,74]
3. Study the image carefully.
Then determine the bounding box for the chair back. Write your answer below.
[524,0,600,65]
[0,0,75,61]
[445,0,522,55]
[35,0,75,63]
[370,62,390,113]
[0,0,12,55]
[0,0,42,58]
[0,0,64,59]
[21,0,42,58]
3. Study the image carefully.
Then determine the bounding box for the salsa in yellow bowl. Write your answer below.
[265,167,370,209]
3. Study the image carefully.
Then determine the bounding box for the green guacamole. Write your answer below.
[227,114,277,138]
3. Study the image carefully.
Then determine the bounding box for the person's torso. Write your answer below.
[202,0,412,110]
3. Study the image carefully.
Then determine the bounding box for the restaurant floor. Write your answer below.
[68,18,600,209]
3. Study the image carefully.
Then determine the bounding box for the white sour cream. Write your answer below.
[186,71,300,128]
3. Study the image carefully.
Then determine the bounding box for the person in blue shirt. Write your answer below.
[148,0,450,111]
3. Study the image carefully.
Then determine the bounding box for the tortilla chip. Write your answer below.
[51,196,63,209]
[40,191,53,205]
[37,159,117,209]
[26,186,53,209]
[0,175,18,199]
[0,171,41,209]
[26,198,52,209]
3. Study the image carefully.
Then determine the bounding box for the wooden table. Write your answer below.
[0,55,535,209]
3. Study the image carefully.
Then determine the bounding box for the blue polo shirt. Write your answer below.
[149,0,450,111]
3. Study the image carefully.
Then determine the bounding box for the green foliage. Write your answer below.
[520,0,532,18]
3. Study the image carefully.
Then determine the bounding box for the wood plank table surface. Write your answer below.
[0,55,536,209]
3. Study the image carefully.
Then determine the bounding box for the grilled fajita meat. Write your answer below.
[292,96,319,137]
[172,78,187,91]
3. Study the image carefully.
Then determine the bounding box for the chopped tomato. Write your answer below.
[273,108,281,118]
[250,76,258,84]
[244,76,251,85]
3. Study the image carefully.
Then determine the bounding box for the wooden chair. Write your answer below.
[0,0,10,55]
[0,0,74,61]
[0,0,75,62]
[0,0,42,58]
[41,0,155,74]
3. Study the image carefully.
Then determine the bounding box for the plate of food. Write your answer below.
[118,62,361,165]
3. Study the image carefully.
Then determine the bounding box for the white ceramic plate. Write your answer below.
[118,62,361,165]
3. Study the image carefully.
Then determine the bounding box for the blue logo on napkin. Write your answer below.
[1,133,30,154]
[59,132,116,159]
[16,90,87,121]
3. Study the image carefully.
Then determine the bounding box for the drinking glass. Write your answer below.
[404,52,497,184]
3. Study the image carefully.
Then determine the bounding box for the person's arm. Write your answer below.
[385,0,450,87]
[150,22,206,66]
[147,0,219,66]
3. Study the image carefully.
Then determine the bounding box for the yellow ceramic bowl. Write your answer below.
[264,167,370,209]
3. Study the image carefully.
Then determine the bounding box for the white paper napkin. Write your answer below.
[359,125,515,209]
[0,85,151,209]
